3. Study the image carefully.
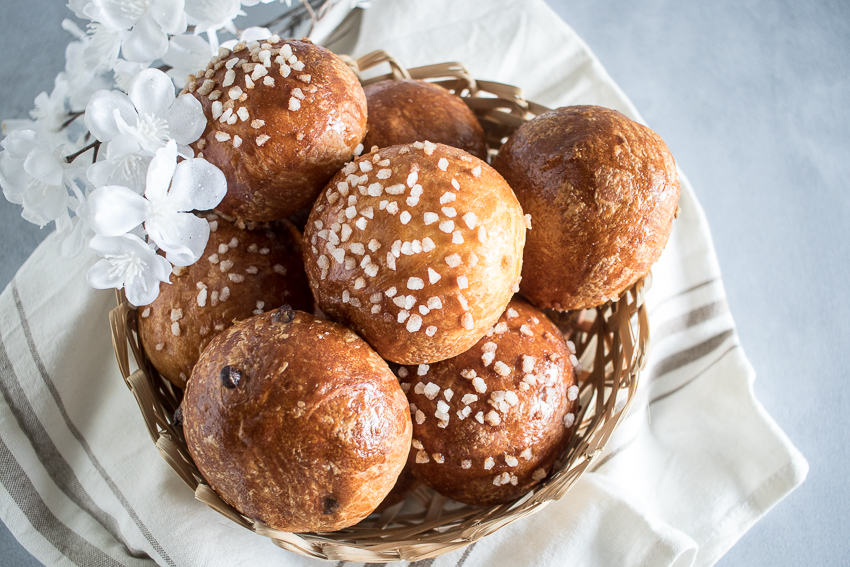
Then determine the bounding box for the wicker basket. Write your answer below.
[108,51,650,563]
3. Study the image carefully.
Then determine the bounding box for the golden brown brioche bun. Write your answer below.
[398,298,578,506]
[362,79,487,159]
[184,38,367,221]
[303,142,526,365]
[183,308,412,532]
[138,214,312,388]
[493,105,680,310]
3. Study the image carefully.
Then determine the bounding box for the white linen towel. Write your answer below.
[0,1,807,566]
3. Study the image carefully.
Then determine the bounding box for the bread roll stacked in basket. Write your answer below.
[109,46,674,562]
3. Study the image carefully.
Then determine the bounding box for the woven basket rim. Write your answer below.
[108,50,650,563]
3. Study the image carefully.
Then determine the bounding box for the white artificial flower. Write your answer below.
[67,0,94,19]
[86,0,188,64]
[240,0,289,6]
[30,76,70,134]
[87,232,172,306]
[0,130,71,227]
[220,26,271,50]
[184,0,244,53]
[112,58,151,92]
[62,34,115,111]
[87,139,227,266]
[161,33,211,88]
[55,183,94,258]
[84,68,206,156]
[87,136,152,192]
[83,22,124,73]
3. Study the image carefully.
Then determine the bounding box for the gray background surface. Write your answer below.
[1,0,847,565]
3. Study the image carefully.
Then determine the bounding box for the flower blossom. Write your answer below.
[87,232,172,306]
[55,184,94,258]
[61,19,115,111]
[88,140,227,266]
[0,130,72,227]
[184,0,244,53]
[85,68,206,156]
[161,33,211,88]
[82,0,188,66]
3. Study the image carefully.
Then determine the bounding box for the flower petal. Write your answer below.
[151,0,187,35]
[89,232,142,256]
[87,257,126,289]
[104,135,143,159]
[149,252,174,282]
[83,24,123,73]
[162,34,210,87]
[85,90,138,142]
[162,33,209,65]
[165,94,207,145]
[144,140,178,202]
[147,211,209,266]
[59,215,92,258]
[91,0,140,31]
[129,68,176,119]
[167,157,227,211]
[0,155,28,203]
[125,260,170,306]
[238,26,272,41]
[88,185,148,236]
[0,130,40,158]
[23,148,64,187]
[121,14,169,63]
[21,182,69,226]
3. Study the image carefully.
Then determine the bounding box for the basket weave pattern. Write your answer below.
[108,51,650,563]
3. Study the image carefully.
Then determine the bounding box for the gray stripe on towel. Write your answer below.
[455,542,477,567]
[0,335,152,561]
[652,299,728,344]
[11,282,177,567]
[0,435,125,567]
[646,329,735,382]
[589,340,740,473]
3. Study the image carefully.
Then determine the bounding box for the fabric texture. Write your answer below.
[0,0,807,566]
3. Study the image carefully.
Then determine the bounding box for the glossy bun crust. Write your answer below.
[493,106,679,310]
[183,309,412,532]
[184,38,367,221]
[303,142,526,365]
[362,80,487,159]
[399,299,578,506]
[138,214,312,388]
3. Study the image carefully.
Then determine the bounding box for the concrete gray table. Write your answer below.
[1,1,847,565]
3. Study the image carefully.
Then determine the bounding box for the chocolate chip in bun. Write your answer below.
[138,213,312,388]
[183,37,367,221]
[302,142,527,365]
[398,298,579,506]
[362,79,487,159]
[183,307,412,532]
[493,105,680,310]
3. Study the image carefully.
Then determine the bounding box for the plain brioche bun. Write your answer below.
[183,308,412,532]
[398,298,578,506]
[184,38,367,221]
[138,214,312,388]
[303,142,526,365]
[493,105,679,310]
[362,79,487,159]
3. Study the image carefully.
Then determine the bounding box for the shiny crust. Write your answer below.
[183,310,412,532]
[373,465,419,513]
[138,214,312,388]
[302,142,526,365]
[493,106,680,310]
[184,39,367,221]
[399,299,578,506]
[362,80,487,159]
